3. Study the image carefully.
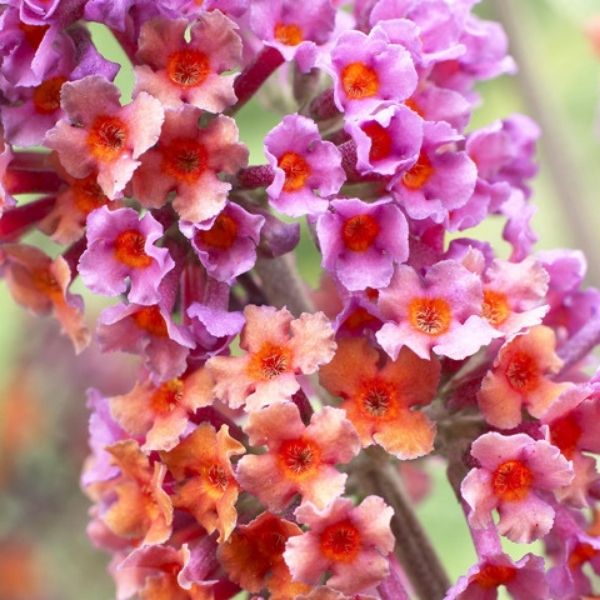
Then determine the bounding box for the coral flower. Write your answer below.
[283,496,394,595]
[0,128,15,216]
[237,403,360,510]
[102,440,173,546]
[207,305,336,412]
[461,432,573,543]
[160,423,245,542]
[319,337,440,459]
[478,325,572,429]
[109,368,214,452]
[218,511,310,598]
[134,12,242,112]
[45,75,164,199]
[132,106,248,223]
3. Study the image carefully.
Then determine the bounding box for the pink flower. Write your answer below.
[237,402,360,510]
[45,75,164,199]
[132,106,248,223]
[207,305,336,411]
[376,260,500,361]
[283,496,394,595]
[134,12,242,111]
[461,432,573,543]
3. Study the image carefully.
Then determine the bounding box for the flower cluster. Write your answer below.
[2,0,600,599]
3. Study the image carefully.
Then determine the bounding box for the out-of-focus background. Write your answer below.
[2,1,600,598]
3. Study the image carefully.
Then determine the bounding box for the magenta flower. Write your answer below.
[461,432,573,543]
[237,403,360,511]
[283,496,395,595]
[316,197,409,291]
[97,303,195,382]
[180,202,265,284]
[344,104,423,176]
[265,114,345,217]
[45,75,164,199]
[376,260,500,360]
[132,106,248,223]
[79,206,174,305]
[329,24,418,117]
[134,12,242,112]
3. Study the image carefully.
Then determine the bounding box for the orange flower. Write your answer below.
[161,423,245,542]
[478,325,572,429]
[319,337,440,459]
[103,440,173,546]
[0,243,90,353]
[218,511,310,598]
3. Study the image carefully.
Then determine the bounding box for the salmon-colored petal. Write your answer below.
[183,368,215,411]
[207,355,251,410]
[478,371,524,430]
[110,380,155,436]
[319,337,379,398]
[372,410,436,459]
[161,423,218,479]
[297,466,347,510]
[289,311,336,375]
[144,408,190,452]
[305,406,360,464]
[241,304,294,352]
[244,401,305,447]
[107,439,152,484]
[527,380,573,419]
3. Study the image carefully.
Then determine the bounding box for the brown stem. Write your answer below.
[253,253,314,316]
[558,313,600,374]
[364,448,451,600]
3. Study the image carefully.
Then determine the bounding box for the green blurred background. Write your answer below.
[2,1,600,598]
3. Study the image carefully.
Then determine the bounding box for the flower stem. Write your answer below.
[364,448,450,600]
[0,196,56,241]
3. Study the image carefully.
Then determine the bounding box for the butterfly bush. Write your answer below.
[2,1,600,599]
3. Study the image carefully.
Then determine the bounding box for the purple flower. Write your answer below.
[187,302,245,359]
[250,0,336,71]
[344,104,423,176]
[265,114,345,217]
[329,24,418,117]
[392,121,477,224]
[97,303,195,382]
[317,197,409,291]
[1,27,119,146]
[79,206,174,305]
[180,202,264,284]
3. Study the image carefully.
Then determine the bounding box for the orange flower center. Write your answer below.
[278,151,311,192]
[492,460,533,502]
[72,175,108,214]
[248,343,293,381]
[150,379,184,414]
[196,213,238,249]
[358,379,397,420]
[362,122,393,162]
[277,438,321,480]
[206,463,230,492]
[569,543,598,569]
[402,152,434,189]
[87,115,129,162]
[408,297,452,336]
[341,214,380,252]
[32,75,67,114]
[341,62,379,100]
[132,306,169,337]
[166,49,211,87]
[482,290,510,326]
[550,414,582,459]
[504,352,539,391]
[471,563,517,589]
[113,230,153,269]
[18,23,49,49]
[162,138,208,184]
[320,520,361,563]
[274,22,303,46]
